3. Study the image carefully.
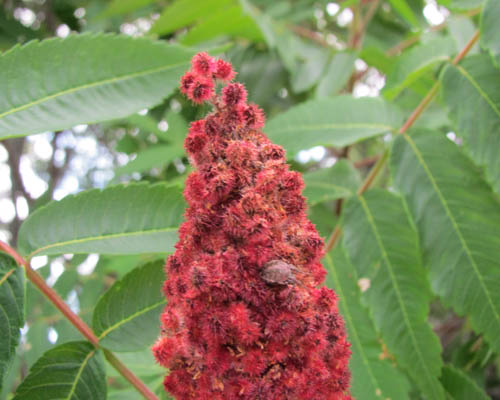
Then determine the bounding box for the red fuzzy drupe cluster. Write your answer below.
[153,53,351,399]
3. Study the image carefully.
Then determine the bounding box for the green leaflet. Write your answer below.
[0,254,24,389]
[440,365,489,399]
[0,34,194,138]
[264,95,402,156]
[324,247,411,400]
[480,0,500,66]
[303,160,361,205]
[151,0,234,35]
[342,189,445,399]
[384,37,456,100]
[17,183,186,258]
[13,342,106,400]
[315,51,357,98]
[442,54,500,195]
[391,129,500,355]
[93,260,166,352]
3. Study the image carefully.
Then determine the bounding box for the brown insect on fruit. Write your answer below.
[260,259,301,286]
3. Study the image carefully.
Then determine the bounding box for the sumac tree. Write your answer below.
[0,0,498,399]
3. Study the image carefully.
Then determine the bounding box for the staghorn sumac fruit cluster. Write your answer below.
[153,52,351,399]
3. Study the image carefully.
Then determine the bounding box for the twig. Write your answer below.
[288,25,331,47]
[353,154,380,168]
[323,30,481,253]
[0,241,159,400]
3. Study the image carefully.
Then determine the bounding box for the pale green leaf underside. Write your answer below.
[441,54,500,195]
[342,189,445,399]
[391,130,500,355]
[440,365,489,400]
[0,254,24,389]
[17,183,186,258]
[93,260,165,352]
[264,95,402,155]
[303,160,361,205]
[324,248,410,400]
[0,33,194,139]
[13,341,106,400]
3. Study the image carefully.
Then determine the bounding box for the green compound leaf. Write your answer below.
[13,341,106,400]
[0,33,194,139]
[18,183,186,258]
[481,0,500,66]
[303,160,361,206]
[0,254,24,389]
[441,54,500,195]
[93,260,165,352]
[324,247,410,400]
[440,365,489,399]
[391,129,500,356]
[342,189,445,399]
[264,96,402,156]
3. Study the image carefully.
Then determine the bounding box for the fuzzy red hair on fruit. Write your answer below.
[154,52,352,400]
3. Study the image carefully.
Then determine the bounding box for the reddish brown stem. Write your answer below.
[356,150,389,196]
[354,154,380,168]
[323,30,480,254]
[0,241,158,400]
[25,264,100,346]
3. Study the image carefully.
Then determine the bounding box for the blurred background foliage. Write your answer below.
[0,0,498,398]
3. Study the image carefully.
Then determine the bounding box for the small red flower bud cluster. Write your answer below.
[153,53,351,399]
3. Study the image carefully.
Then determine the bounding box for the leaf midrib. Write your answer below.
[324,254,384,397]
[66,349,95,400]
[0,60,189,121]
[358,195,438,394]
[27,227,177,259]
[0,268,15,286]
[454,65,500,120]
[403,133,500,327]
[98,299,166,340]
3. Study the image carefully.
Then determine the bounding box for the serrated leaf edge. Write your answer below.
[356,194,440,391]
[324,253,388,397]
[402,132,500,327]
